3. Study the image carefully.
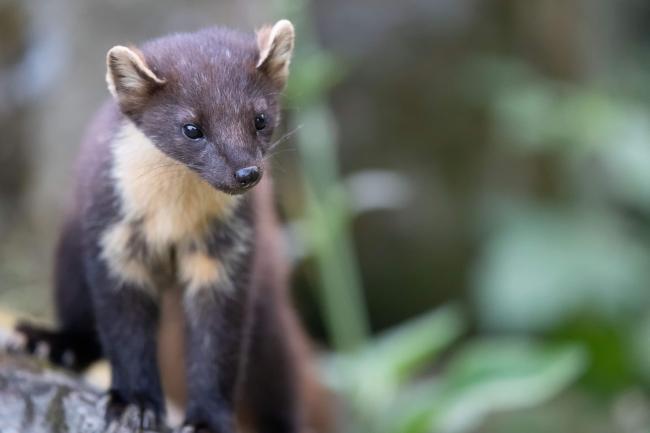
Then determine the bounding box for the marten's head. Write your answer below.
[105,20,294,194]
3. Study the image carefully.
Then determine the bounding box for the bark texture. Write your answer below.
[0,352,167,433]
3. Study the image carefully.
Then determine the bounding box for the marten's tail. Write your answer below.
[237,290,337,433]
[13,321,102,371]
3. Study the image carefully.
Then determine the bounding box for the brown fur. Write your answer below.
[158,284,188,415]
[16,21,334,433]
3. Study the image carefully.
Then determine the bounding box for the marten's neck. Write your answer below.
[109,120,239,248]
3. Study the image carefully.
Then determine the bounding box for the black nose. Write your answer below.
[234,166,261,188]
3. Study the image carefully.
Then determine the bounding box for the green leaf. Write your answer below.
[376,339,586,433]
[364,305,465,383]
[427,339,587,433]
[472,206,650,332]
[322,306,465,427]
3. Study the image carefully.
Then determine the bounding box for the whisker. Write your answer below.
[264,147,298,161]
[269,124,303,150]
[264,91,287,98]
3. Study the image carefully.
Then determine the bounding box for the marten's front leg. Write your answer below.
[87,257,165,429]
[180,250,250,433]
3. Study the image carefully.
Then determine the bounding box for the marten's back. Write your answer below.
[69,101,121,232]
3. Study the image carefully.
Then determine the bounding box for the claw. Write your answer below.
[34,341,51,359]
[103,391,164,432]
[141,407,159,430]
[104,420,121,433]
[120,404,144,429]
[175,424,214,433]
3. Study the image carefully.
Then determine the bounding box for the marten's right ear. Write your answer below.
[106,45,165,112]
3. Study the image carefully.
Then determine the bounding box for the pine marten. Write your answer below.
[14,20,330,433]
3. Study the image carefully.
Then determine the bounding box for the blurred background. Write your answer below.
[1,0,650,432]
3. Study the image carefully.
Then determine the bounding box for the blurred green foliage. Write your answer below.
[324,306,586,433]
[468,55,650,401]
[278,0,650,431]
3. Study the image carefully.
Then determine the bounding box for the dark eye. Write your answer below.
[182,123,204,140]
[254,114,267,131]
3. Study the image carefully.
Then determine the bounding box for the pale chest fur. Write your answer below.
[99,121,236,291]
[98,122,242,413]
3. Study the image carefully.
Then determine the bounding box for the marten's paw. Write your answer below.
[13,322,71,364]
[176,424,215,433]
[13,321,101,371]
[104,390,163,432]
[178,411,235,433]
[0,326,28,353]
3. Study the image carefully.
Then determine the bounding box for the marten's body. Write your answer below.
[17,21,327,433]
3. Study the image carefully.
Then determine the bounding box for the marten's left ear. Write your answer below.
[256,19,295,88]
[106,45,165,112]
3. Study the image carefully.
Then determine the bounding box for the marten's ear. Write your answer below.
[256,19,295,88]
[106,45,165,112]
